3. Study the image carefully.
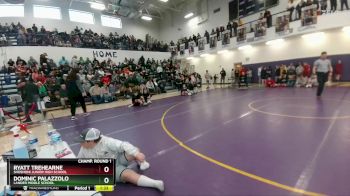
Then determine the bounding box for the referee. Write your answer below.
[313,51,333,97]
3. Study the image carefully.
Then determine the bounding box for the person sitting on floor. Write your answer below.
[89,82,103,104]
[306,74,318,88]
[140,83,151,105]
[129,86,145,107]
[77,128,164,192]
[287,66,297,87]
[266,77,276,88]
[181,83,188,96]
[101,83,114,103]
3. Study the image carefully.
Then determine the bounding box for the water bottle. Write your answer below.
[46,123,55,145]
[11,126,29,158]
[28,131,40,153]
[51,131,64,155]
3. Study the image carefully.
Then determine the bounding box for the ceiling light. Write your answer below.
[159,0,169,2]
[90,2,105,10]
[266,39,285,46]
[187,57,194,60]
[217,50,228,54]
[238,45,252,51]
[141,15,152,21]
[184,12,194,19]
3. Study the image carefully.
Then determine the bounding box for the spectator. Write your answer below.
[341,0,349,10]
[129,87,145,107]
[140,83,151,104]
[32,24,38,33]
[101,83,114,103]
[330,0,337,11]
[220,68,226,86]
[287,64,297,87]
[264,10,272,28]
[28,56,38,67]
[296,63,304,87]
[205,70,211,89]
[287,0,296,21]
[146,78,158,94]
[303,62,312,79]
[156,64,163,79]
[204,30,210,44]
[90,82,103,104]
[266,77,276,88]
[66,69,89,120]
[320,0,327,11]
[296,0,306,20]
[335,60,343,82]
[22,78,39,123]
[71,55,79,68]
[247,68,253,84]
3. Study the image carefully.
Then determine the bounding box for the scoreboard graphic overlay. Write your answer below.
[7,159,116,191]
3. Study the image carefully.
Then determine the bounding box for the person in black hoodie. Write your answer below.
[22,78,39,123]
[66,69,89,120]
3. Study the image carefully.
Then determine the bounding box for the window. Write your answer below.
[101,15,122,28]
[34,5,61,20]
[0,4,24,17]
[69,9,94,24]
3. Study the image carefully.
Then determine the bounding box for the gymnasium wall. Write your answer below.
[0,46,171,66]
[187,28,350,81]
[1,0,160,40]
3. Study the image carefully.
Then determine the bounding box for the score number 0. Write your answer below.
[104,166,110,184]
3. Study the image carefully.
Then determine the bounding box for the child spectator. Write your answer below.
[140,83,151,104]
[181,83,188,96]
[101,84,114,103]
[266,77,276,88]
[89,82,103,104]
[129,87,145,107]
[238,67,248,88]
[287,65,296,87]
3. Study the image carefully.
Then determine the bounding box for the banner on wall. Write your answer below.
[237,26,246,43]
[255,18,267,38]
[1,46,171,65]
[198,38,205,52]
[189,41,196,55]
[209,34,217,49]
[275,13,290,34]
[92,50,118,58]
[222,30,231,46]
[301,5,318,27]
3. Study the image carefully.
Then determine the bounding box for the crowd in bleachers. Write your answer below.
[0,53,192,122]
[172,0,349,50]
[0,22,169,51]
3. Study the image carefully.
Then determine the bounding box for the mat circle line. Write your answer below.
[161,102,325,196]
[248,97,350,120]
